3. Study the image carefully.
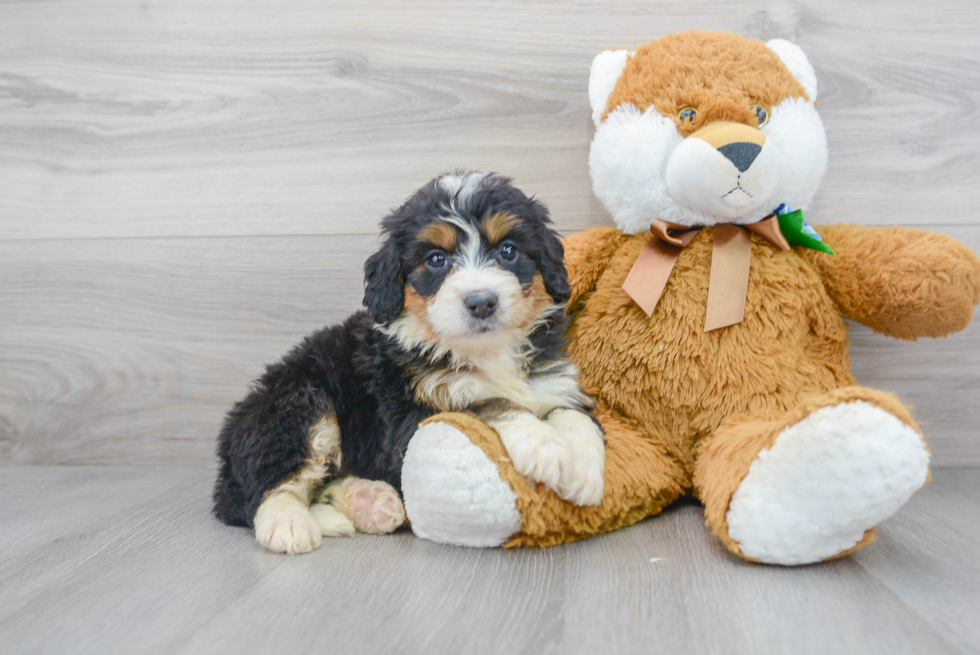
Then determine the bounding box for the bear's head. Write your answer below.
[589,31,827,233]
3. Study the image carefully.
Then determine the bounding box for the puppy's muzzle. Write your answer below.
[464,291,498,319]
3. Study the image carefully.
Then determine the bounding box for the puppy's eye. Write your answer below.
[498,242,518,263]
[751,104,769,127]
[425,250,447,270]
[678,107,697,124]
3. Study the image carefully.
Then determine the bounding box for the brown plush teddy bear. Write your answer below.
[399,31,980,565]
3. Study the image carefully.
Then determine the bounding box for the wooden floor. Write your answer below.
[3,0,980,653]
[0,465,977,655]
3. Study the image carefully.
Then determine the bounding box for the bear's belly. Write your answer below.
[567,231,854,462]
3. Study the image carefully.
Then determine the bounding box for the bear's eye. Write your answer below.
[678,107,697,124]
[751,105,770,127]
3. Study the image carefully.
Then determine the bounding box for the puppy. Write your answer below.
[213,172,605,554]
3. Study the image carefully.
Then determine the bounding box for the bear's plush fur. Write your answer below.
[399,31,980,565]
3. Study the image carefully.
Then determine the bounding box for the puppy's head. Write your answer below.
[363,172,568,348]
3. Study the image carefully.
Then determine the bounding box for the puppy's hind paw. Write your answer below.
[324,478,406,535]
[309,503,356,538]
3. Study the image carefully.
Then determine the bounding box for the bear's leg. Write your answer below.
[694,386,930,565]
[401,410,686,548]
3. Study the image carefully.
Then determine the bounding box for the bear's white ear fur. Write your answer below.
[766,39,817,103]
[589,50,631,126]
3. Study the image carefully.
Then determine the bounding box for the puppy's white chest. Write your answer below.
[417,354,585,418]
[418,357,535,414]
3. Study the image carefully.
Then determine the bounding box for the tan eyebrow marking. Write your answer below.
[417,222,458,251]
[481,211,519,245]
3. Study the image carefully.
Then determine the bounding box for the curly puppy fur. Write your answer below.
[213,172,602,551]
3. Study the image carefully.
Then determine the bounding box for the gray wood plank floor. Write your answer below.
[0,465,977,655]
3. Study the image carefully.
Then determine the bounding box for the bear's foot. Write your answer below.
[404,410,689,548]
[402,417,523,547]
[724,399,929,565]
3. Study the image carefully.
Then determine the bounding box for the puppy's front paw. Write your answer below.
[495,410,604,506]
[495,412,563,490]
[546,408,605,506]
[253,493,322,555]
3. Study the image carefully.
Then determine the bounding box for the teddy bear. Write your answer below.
[398,31,980,565]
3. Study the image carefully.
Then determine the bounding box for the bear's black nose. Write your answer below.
[718,142,762,172]
[465,291,498,319]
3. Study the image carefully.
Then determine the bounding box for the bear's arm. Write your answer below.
[801,224,980,340]
[562,226,632,310]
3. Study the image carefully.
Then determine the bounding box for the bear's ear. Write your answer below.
[589,49,631,126]
[766,39,818,103]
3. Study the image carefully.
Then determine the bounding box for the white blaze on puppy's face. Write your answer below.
[426,216,526,339]
[392,205,555,359]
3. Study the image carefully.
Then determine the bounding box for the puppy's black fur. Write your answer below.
[213,172,577,528]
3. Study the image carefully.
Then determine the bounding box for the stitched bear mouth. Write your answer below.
[665,136,781,221]
[722,174,755,200]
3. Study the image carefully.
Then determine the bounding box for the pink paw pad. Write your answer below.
[340,478,406,534]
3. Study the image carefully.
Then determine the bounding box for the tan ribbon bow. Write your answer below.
[622,215,790,332]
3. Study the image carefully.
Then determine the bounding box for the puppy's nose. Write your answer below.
[464,291,498,319]
[717,142,762,172]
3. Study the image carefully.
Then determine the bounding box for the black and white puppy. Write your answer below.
[213,172,605,555]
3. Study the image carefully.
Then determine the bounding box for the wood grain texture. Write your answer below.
[1,0,979,240]
[0,465,978,654]
[2,227,978,466]
[2,3,978,652]
[1,1,979,464]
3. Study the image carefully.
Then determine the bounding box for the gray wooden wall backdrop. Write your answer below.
[1,0,978,467]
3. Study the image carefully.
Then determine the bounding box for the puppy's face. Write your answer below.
[364,172,569,347]
[407,209,547,339]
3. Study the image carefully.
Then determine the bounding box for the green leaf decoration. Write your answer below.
[777,209,835,255]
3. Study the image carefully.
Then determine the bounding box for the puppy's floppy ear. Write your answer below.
[363,236,404,324]
[529,199,571,304]
[540,233,570,304]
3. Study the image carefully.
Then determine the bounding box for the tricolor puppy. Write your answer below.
[213,172,605,555]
